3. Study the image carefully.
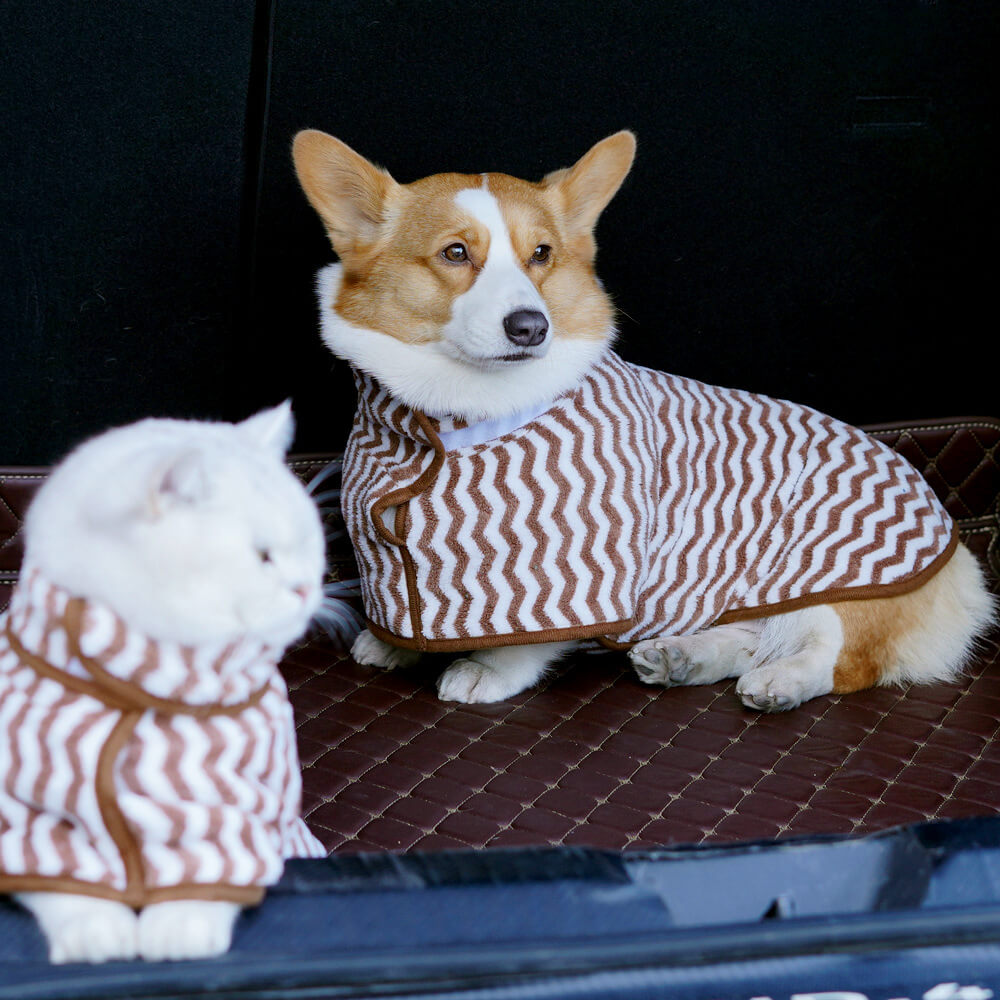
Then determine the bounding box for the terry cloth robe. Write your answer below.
[0,566,325,907]
[342,350,957,653]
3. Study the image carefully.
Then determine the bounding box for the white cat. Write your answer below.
[0,402,328,963]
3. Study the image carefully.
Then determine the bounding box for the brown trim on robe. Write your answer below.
[366,616,635,653]
[598,524,959,651]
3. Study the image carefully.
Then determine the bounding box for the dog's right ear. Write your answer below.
[292,130,398,256]
[543,131,636,237]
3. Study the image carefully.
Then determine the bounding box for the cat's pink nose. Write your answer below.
[292,584,312,602]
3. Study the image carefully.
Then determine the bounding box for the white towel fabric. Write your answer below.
[343,350,956,652]
[0,566,325,907]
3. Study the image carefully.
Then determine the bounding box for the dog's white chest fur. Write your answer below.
[316,262,606,424]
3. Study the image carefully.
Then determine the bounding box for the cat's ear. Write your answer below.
[239,400,295,457]
[148,449,210,517]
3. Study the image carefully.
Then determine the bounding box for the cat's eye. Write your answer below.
[257,547,273,565]
[441,243,469,264]
[530,244,552,264]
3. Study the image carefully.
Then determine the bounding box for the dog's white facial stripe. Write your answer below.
[455,185,518,266]
[443,185,550,365]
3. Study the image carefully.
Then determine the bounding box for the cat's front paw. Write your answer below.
[437,658,522,703]
[51,906,138,965]
[19,893,138,964]
[137,900,240,962]
[351,629,421,670]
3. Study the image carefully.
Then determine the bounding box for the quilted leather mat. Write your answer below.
[2,417,998,854]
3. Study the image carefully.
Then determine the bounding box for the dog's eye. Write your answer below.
[441,243,469,264]
[531,244,552,264]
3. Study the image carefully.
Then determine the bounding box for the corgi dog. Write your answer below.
[292,129,995,711]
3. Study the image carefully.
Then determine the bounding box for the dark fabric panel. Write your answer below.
[2,2,997,464]
[0,3,257,465]
[251,0,999,456]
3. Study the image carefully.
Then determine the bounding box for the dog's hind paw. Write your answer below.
[736,661,823,712]
[629,640,692,685]
[629,632,751,688]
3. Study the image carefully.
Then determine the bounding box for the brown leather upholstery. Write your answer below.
[3,416,998,854]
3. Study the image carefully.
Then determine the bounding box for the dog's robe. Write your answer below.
[343,350,956,651]
[0,567,325,907]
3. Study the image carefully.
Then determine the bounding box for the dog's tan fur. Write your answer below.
[832,544,992,694]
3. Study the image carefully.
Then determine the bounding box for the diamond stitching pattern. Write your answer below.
[283,638,1000,853]
[2,416,998,853]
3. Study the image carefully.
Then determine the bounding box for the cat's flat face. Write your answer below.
[24,404,325,650]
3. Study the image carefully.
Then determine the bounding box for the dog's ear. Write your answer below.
[293,130,398,256]
[543,131,636,234]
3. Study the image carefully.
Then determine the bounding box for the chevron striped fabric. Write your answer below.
[343,350,956,652]
[0,567,325,907]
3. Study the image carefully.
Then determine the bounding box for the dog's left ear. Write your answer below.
[543,131,636,234]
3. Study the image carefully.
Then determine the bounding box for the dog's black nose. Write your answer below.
[503,309,549,347]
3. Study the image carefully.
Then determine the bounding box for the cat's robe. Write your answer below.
[0,403,327,963]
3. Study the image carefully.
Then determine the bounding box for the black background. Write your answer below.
[3,1,997,466]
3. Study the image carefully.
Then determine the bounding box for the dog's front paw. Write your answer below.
[351,629,421,670]
[138,900,240,962]
[437,658,522,703]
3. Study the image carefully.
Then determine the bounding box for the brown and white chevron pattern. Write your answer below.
[344,351,954,648]
[0,571,324,903]
[8,568,277,707]
[342,376,439,639]
[412,358,649,640]
[119,689,320,891]
[0,666,124,886]
[620,368,954,641]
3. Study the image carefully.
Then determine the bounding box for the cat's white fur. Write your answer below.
[24,401,322,649]
[14,402,324,963]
